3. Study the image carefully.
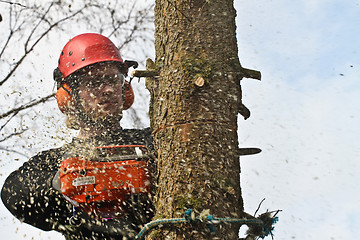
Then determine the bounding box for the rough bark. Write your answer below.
[146,0,247,239]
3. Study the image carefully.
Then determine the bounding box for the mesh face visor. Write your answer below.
[78,74,126,90]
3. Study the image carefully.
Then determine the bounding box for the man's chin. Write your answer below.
[86,111,121,124]
[98,113,123,124]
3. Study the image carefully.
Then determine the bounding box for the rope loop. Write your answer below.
[135,209,279,239]
[184,209,195,223]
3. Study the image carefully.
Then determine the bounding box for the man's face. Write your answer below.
[77,62,124,123]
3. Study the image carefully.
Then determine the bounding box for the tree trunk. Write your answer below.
[146,0,247,239]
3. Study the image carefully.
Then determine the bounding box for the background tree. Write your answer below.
[0,0,154,158]
[145,0,261,239]
[0,0,154,238]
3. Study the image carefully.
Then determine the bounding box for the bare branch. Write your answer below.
[108,2,136,38]
[118,25,138,50]
[254,198,266,216]
[0,3,29,58]
[0,146,28,158]
[0,4,88,86]
[0,111,18,131]
[0,93,55,120]
[0,128,28,143]
[24,2,54,51]
[0,30,13,58]
[117,4,154,51]
[0,0,27,8]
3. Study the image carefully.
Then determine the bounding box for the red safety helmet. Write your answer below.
[55,33,134,113]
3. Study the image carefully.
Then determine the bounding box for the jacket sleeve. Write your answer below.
[1,149,73,231]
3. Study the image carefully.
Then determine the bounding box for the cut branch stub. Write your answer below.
[194,76,205,87]
[131,70,159,78]
[240,67,261,81]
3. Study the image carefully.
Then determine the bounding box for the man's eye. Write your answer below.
[87,81,102,88]
[106,77,117,85]
[83,74,125,88]
[106,75,125,86]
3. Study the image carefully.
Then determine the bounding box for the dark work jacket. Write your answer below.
[1,128,154,240]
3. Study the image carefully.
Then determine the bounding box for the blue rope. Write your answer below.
[135,209,273,239]
[263,216,279,237]
[135,217,188,239]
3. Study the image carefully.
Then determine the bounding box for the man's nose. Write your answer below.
[102,83,115,94]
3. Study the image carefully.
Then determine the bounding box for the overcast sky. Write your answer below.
[236,0,360,239]
[1,0,359,239]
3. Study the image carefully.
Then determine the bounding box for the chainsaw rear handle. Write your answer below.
[89,153,153,162]
[70,208,139,238]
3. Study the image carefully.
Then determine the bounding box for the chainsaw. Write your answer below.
[53,145,154,223]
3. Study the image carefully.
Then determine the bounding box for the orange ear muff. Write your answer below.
[56,83,76,113]
[123,81,134,110]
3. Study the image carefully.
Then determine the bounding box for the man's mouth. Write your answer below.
[99,98,116,105]
[100,101,114,105]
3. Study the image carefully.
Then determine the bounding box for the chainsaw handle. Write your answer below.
[80,212,139,238]
[52,170,61,191]
[89,153,153,162]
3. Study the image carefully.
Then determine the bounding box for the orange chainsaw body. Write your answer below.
[60,145,152,219]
